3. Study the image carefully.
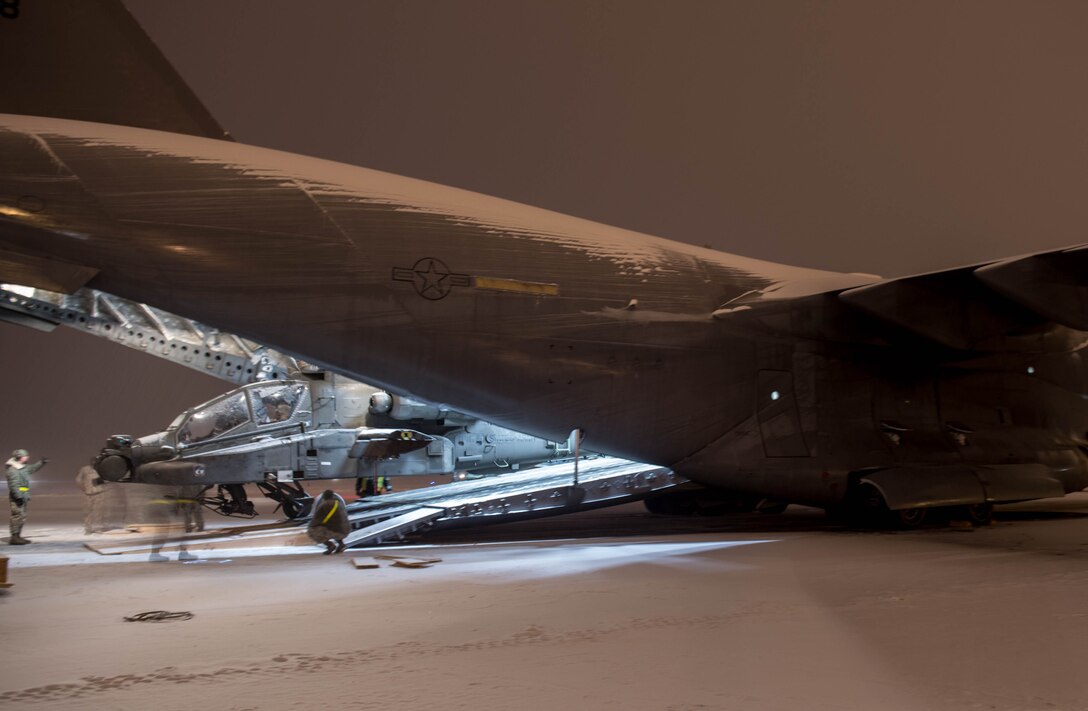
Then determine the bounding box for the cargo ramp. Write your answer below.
[88,457,685,555]
[337,456,685,548]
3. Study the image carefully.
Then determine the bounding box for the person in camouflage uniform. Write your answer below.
[6,448,47,545]
[307,489,350,554]
[75,460,109,534]
[178,484,205,533]
[145,484,196,562]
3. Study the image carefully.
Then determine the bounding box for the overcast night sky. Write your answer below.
[3,1,1087,484]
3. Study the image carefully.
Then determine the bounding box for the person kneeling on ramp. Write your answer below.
[307,489,349,554]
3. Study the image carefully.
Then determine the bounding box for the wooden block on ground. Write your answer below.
[373,554,442,568]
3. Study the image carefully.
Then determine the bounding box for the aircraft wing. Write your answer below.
[714,244,1088,352]
[974,246,1088,332]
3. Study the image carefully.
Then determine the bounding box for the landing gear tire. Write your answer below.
[957,502,993,526]
[256,481,314,519]
[892,506,928,530]
[851,482,928,530]
[282,495,314,520]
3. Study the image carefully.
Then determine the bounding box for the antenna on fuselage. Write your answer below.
[571,428,584,487]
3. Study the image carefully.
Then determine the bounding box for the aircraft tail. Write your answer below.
[0,0,229,139]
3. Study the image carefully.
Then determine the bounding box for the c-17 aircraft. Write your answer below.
[0,1,1085,529]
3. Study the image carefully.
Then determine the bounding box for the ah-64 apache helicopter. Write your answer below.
[93,374,575,519]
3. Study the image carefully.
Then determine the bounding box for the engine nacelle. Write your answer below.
[369,392,473,426]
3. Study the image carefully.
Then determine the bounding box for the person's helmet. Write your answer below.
[12,449,28,458]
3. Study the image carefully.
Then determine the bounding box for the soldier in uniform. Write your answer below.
[6,448,47,545]
[307,489,350,554]
[178,484,205,533]
[75,460,109,534]
[146,484,196,562]
[359,476,392,497]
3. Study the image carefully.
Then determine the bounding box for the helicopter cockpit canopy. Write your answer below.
[176,380,309,446]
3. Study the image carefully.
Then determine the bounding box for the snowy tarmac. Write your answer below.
[3,494,1088,710]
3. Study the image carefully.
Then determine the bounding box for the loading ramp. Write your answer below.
[339,456,686,548]
[86,457,685,556]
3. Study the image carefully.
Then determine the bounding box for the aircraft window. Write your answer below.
[178,392,250,444]
[252,383,305,425]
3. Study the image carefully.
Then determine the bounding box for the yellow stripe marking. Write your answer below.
[473,276,559,296]
[321,499,339,524]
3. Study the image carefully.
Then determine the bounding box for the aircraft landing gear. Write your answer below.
[831,485,995,530]
[202,484,259,518]
[955,502,993,526]
[892,505,928,529]
[843,482,928,530]
[256,480,314,519]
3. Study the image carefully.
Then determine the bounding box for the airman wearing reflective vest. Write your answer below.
[6,448,47,545]
[307,489,350,554]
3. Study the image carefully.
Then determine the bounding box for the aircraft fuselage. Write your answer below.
[1,115,1084,509]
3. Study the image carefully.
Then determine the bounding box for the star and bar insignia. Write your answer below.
[393,258,559,300]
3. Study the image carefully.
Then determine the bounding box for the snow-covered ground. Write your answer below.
[3,495,1088,710]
